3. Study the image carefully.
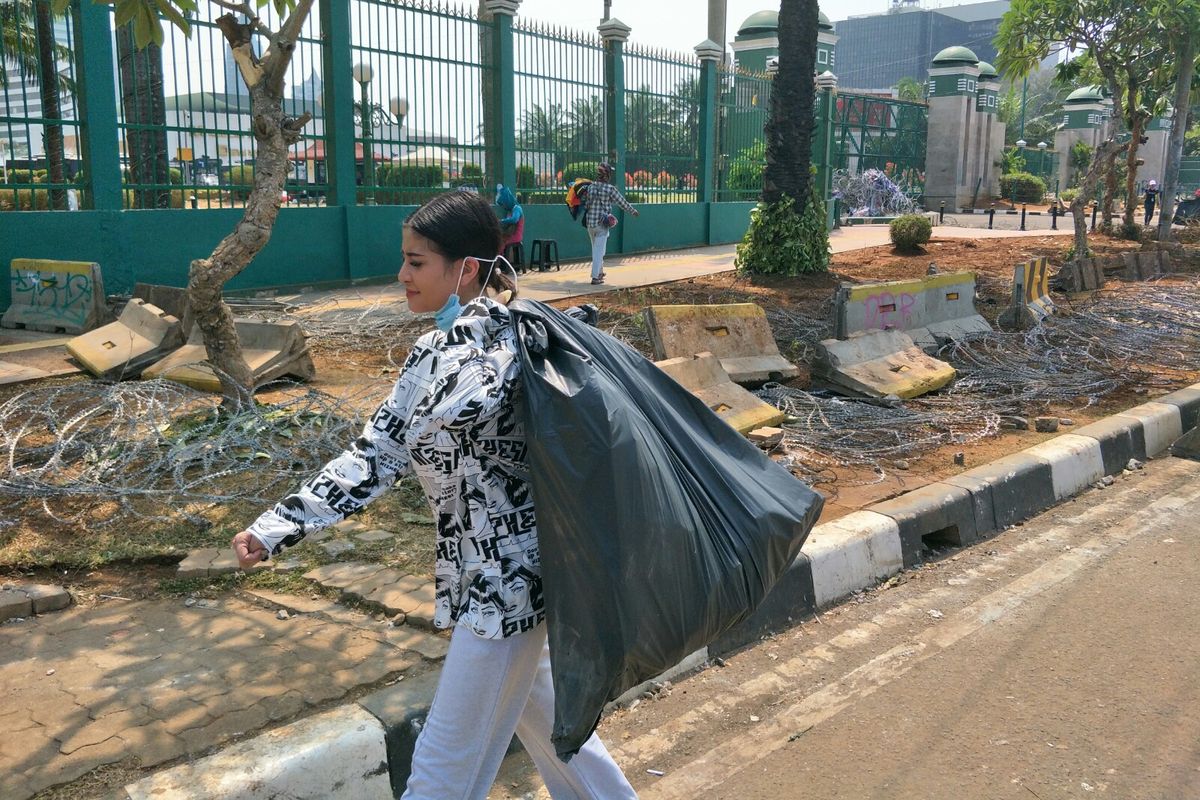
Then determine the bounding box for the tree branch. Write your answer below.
[214,13,264,90]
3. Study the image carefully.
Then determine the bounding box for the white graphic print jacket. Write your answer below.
[248,297,543,639]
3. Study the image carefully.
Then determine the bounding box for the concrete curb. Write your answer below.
[118,384,1200,799]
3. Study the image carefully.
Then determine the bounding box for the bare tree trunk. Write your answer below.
[34,0,65,210]
[763,0,817,208]
[1101,147,1118,231]
[1121,78,1145,233]
[188,4,314,409]
[117,24,170,209]
[1069,137,1125,258]
[1157,33,1196,242]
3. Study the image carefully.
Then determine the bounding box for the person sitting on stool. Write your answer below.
[496,184,525,270]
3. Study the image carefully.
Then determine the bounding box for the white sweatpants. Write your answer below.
[401,623,637,800]
[587,226,609,280]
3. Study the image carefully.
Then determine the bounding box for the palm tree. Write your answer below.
[0,0,72,95]
[625,88,671,171]
[116,22,170,208]
[517,103,564,151]
[763,0,818,206]
[565,95,604,156]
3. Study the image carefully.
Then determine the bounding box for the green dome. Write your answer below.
[1065,85,1105,104]
[737,10,778,35]
[737,9,830,34]
[977,61,998,79]
[931,45,979,66]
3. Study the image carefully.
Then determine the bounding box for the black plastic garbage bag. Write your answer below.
[508,299,823,760]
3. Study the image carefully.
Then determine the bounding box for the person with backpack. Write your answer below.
[230,190,637,799]
[581,162,638,285]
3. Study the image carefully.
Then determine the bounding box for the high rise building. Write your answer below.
[833,0,1010,93]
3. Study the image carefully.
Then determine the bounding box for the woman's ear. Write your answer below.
[458,256,482,291]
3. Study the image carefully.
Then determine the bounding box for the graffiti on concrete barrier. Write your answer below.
[863,291,916,331]
[4,263,98,332]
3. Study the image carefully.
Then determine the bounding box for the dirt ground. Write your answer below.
[1,232,1197,584]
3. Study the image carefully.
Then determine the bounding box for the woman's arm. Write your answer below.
[242,342,438,557]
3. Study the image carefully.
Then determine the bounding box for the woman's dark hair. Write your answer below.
[406,190,517,298]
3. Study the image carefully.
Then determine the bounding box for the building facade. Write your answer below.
[834,0,1009,93]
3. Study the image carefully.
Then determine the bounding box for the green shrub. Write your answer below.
[460,162,483,180]
[522,190,562,205]
[1059,187,1080,204]
[226,165,255,200]
[735,190,830,276]
[515,164,537,189]
[889,213,932,252]
[1118,222,1142,241]
[625,191,646,203]
[561,161,600,186]
[4,169,39,186]
[0,187,50,211]
[999,172,1046,203]
[727,142,766,194]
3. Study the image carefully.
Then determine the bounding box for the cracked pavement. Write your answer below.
[0,594,447,799]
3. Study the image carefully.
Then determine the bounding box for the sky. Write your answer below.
[515,0,925,55]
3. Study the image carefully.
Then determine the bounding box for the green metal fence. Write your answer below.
[350,0,494,205]
[109,0,326,209]
[622,44,701,203]
[511,19,606,200]
[0,1,82,211]
[1180,156,1200,196]
[831,93,927,199]
[715,64,771,202]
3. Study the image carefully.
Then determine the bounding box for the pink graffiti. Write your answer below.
[862,291,916,330]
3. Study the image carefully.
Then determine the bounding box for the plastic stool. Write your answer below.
[529,239,560,272]
[503,242,525,273]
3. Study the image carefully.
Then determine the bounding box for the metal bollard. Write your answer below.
[190,194,198,210]
[1020,204,1027,231]
[939,201,945,223]
[1051,203,1057,230]
[1090,204,1098,232]
[988,205,995,230]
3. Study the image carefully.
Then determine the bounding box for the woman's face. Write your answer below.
[398,229,480,314]
[502,574,530,616]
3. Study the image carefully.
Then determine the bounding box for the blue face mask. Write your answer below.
[433,256,514,332]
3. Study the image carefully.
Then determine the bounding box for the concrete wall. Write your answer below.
[0,202,757,308]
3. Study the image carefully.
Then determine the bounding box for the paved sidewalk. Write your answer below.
[0,592,446,799]
[280,220,1072,326]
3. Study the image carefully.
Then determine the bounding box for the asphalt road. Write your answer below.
[495,455,1200,800]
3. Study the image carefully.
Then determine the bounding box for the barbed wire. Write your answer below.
[0,379,374,528]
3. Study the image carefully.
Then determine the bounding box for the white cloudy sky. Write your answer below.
[513,0,971,54]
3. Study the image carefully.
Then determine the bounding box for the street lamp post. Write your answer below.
[1014,138,1026,206]
[353,62,376,205]
[1037,140,1047,183]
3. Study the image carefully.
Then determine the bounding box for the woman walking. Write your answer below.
[232,190,637,799]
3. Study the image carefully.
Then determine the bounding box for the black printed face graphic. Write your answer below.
[470,598,502,638]
[502,573,530,616]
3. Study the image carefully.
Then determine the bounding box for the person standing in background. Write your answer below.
[583,162,638,286]
[1144,180,1159,225]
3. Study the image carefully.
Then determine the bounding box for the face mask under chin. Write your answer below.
[433,255,516,332]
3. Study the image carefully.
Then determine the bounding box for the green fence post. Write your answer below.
[599,18,631,193]
[694,40,722,205]
[486,0,520,192]
[73,1,122,211]
[320,0,357,206]
[816,72,838,230]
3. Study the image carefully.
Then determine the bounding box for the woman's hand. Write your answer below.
[231,530,269,569]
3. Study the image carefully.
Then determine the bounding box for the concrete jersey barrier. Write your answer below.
[998,257,1054,330]
[813,329,956,399]
[654,351,786,434]
[2,258,110,334]
[832,271,991,350]
[644,303,799,384]
[67,299,185,379]
[142,319,315,392]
